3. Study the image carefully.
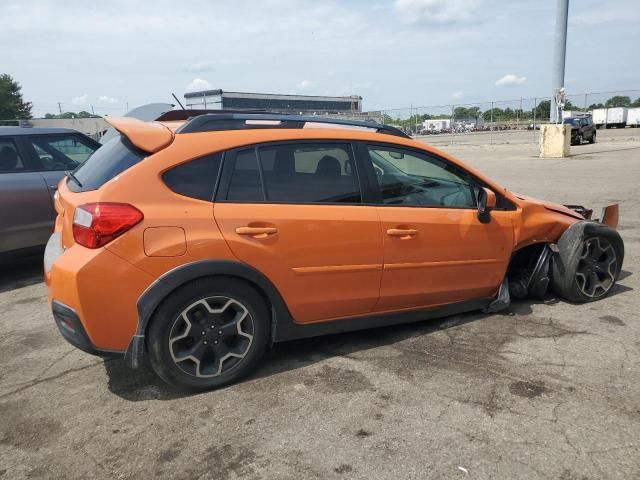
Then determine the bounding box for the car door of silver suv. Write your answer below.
[0,137,54,254]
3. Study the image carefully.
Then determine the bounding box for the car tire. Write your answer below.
[589,131,596,143]
[576,134,583,145]
[551,222,624,303]
[147,277,270,390]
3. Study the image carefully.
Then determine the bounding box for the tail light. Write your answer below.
[73,203,143,249]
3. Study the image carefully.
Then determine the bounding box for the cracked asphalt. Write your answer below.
[1,130,639,479]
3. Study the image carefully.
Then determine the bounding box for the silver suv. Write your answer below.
[0,127,100,255]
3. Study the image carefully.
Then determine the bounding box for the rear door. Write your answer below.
[360,143,514,311]
[0,137,54,253]
[214,141,383,324]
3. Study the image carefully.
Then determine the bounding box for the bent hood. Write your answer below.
[514,193,584,220]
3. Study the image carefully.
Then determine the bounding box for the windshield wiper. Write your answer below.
[66,171,83,188]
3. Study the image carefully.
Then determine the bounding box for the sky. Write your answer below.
[1,0,639,117]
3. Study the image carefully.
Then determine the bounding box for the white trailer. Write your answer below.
[592,108,607,128]
[606,107,628,128]
[626,107,640,127]
[422,119,451,133]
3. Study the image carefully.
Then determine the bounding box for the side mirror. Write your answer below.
[477,187,496,223]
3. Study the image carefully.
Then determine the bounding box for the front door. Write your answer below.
[362,143,514,311]
[214,142,383,324]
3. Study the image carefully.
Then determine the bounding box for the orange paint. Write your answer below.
[46,121,596,352]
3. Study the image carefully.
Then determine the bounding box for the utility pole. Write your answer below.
[91,105,95,115]
[57,102,62,115]
[551,0,569,123]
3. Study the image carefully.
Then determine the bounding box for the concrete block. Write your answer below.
[539,124,571,158]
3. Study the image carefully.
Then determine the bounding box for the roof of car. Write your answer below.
[0,126,82,136]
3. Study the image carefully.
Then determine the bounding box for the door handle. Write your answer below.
[386,228,418,237]
[236,226,278,237]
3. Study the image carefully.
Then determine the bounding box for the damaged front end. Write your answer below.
[485,202,620,313]
[564,203,619,229]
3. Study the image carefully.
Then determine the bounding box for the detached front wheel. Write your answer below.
[551,222,624,303]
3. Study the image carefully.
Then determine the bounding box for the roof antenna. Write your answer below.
[172,93,186,110]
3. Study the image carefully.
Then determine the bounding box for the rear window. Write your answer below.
[163,153,222,201]
[68,135,144,192]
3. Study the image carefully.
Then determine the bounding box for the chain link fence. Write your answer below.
[376,89,640,145]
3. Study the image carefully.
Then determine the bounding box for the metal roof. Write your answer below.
[184,89,362,101]
[0,126,80,136]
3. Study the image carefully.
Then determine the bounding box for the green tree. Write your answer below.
[630,97,640,108]
[605,96,631,108]
[0,74,33,119]
[453,106,481,119]
[43,110,100,119]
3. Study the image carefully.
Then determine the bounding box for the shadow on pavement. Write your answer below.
[104,298,554,401]
[0,253,44,294]
[92,269,636,401]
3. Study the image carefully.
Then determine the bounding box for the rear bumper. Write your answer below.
[44,232,156,354]
[52,300,123,358]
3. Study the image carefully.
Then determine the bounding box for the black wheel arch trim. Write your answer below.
[126,259,295,368]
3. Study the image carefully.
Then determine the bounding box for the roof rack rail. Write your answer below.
[175,113,410,139]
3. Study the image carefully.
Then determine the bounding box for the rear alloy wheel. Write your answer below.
[169,297,254,378]
[147,278,269,390]
[589,131,596,143]
[576,134,583,145]
[574,237,617,299]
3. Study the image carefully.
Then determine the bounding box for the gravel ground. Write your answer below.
[1,129,639,480]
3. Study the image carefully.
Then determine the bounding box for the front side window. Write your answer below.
[30,135,98,171]
[367,145,476,208]
[0,139,26,172]
[259,143,360,203]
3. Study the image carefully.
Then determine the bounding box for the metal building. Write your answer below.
[184,89,362,114]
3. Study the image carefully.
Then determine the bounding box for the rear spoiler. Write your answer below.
[104,116,173,153]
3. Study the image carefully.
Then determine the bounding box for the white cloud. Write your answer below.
[71,94,88,105]
[394,0,480,25]
[98,95,119,104]
[297,80,317,90]
[495,74,527,87]
[186,78,212,91]
[451,91,464,99]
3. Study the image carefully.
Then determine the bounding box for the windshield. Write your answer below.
[563,118,581,126]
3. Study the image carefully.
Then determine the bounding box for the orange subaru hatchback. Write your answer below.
[44,113,623,390]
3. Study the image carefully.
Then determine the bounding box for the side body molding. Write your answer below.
[125,259,494,369]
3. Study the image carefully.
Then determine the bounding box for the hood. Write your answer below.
[514,193,584,220]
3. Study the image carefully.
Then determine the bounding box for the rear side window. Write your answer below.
[68,135,144,192]
[163,153,222,201]
[29,135,98,171]
[0,139,26,172]
[259,143,360,203]
[226,149,264,201]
